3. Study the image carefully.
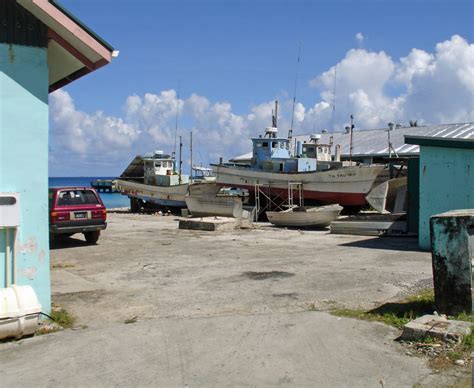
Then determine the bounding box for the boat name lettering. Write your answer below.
[328,172,356,178]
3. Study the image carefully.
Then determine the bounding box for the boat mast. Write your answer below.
[330,64,337,145]
[190,131,193,182]
[173,84,180,162]
[179,135,183,184]
[349,114,354,163]
[288,44,301,142]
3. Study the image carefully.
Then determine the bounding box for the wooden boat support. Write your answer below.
[91,179,118,193]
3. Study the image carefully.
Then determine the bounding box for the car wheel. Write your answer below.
[84,231,100,244]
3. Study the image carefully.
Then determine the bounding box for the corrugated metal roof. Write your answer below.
[230,122,474,162]
[297,122,474,157]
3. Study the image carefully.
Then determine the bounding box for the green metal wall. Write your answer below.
[419,146,474,249]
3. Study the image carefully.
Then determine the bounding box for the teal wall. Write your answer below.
[0,43,50,311]
[419,145,474,249]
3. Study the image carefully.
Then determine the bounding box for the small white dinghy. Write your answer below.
[266,204,343,228]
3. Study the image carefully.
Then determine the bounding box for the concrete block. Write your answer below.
[179,217,252,231]
[401,314,471,343]
[430,209,474,315]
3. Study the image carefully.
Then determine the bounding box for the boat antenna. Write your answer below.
[190,130,193,181]
[349,114,354,164]
[179,135,183,184]
[331,64,337,135]
[173,83,180,161]
[288,43,301,142]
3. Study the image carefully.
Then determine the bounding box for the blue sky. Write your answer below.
[50,0,474,176]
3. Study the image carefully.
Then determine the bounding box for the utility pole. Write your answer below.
[387,122,394,159]
[349,114,354,164]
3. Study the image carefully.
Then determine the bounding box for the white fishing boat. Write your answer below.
[266,204,343,228]
[211,125,388,208]
[116,150,190,211]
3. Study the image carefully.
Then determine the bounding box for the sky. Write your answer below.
[49,0,474,176]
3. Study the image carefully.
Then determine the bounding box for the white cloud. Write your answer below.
[355,32,365,44]
[306,35,473,131]
[49,35,473,175]
[50,89,140,156]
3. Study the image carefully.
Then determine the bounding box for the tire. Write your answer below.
[84,231,100,244]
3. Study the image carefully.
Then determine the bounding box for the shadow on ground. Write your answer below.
[50,236,94,250]
[369,299,435,320]
[339,237,424,252]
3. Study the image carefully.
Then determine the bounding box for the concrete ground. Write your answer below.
[0,213,469,386]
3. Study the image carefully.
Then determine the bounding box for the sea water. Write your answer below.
[49,177,129,209]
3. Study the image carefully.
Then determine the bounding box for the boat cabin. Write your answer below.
[144,151,174,180]
[192,166,216,181]
[143,151,189,186]
[251,127,317,173]
[119,150,189,187]
[301,134,332,162]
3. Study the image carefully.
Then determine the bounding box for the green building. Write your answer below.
[405,135,474,249]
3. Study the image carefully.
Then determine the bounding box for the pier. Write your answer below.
[91,179,118,193]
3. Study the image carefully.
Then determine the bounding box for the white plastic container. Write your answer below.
[0,285,41,339]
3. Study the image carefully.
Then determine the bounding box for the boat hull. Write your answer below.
[116,179,188,208]
[266,205,343,227]
[211,164,388,206]
[185,196,243,218]
[366,177,408,214]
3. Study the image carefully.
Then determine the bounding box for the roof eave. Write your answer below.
[16,0,115,91]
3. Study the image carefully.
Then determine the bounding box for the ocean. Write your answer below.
[49,177,129,209]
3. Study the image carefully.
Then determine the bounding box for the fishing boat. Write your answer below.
[116,150,191,211]
[211,126,388,208]
[266,204,343,228]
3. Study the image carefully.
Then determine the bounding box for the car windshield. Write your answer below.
[57,190,100,206]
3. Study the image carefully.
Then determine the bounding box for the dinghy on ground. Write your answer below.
[266,204,343,228]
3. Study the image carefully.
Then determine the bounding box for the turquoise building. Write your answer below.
[405,135,474,250]
[0,0,114,311]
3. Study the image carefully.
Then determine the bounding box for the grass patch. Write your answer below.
[462,330,474,350]
[332,308,413,329]
[51,263,75,269]
[452,311,474,322]
[49,308,76,329]
[332,288,436,329]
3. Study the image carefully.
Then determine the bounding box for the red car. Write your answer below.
[49,187,107,244]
